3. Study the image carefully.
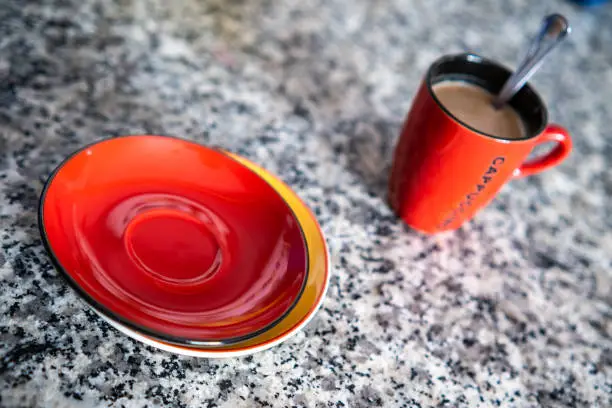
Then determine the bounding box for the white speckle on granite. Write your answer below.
[1,0,612,407]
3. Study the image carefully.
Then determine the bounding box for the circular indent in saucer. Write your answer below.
[124,209,223,286]
[39,135,308,345]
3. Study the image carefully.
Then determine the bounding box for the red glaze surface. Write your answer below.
[389,82,572,235]
[40,136,308,343]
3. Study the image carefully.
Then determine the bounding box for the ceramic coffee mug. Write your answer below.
[389,53,572,234]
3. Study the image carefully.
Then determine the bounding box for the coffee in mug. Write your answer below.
[432,81,525,140]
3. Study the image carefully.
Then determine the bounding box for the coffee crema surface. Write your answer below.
[432,80,526,140]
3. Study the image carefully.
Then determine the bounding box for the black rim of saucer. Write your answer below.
[38,134,311,348]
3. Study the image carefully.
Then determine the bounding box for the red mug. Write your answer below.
[389,53,572,234]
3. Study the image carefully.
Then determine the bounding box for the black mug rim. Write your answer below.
[425,53,549,142]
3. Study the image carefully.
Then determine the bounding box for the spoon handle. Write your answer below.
[492,14,571,109]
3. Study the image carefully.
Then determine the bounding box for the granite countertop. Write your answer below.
[1,0,611,407]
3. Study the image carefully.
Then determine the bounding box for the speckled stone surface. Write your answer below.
[1,0,611,407]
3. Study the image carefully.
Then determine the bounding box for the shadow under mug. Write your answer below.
[388,53,572,234]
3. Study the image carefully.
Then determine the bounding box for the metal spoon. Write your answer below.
[492,14,571,109]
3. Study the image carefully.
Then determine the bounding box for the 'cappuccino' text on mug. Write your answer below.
[439,156,506,228]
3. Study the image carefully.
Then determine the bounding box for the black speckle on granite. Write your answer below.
[1,0,612,407]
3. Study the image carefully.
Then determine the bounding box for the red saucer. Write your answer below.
[39,136,308,345]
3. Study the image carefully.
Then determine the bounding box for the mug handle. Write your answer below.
[513,124,573,178]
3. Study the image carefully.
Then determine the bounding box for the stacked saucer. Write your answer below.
[38,135,329,358]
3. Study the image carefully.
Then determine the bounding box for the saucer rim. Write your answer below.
[38,135,311,347]
[96,263,328,358]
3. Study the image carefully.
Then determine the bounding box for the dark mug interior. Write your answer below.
[426,53,548,141]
